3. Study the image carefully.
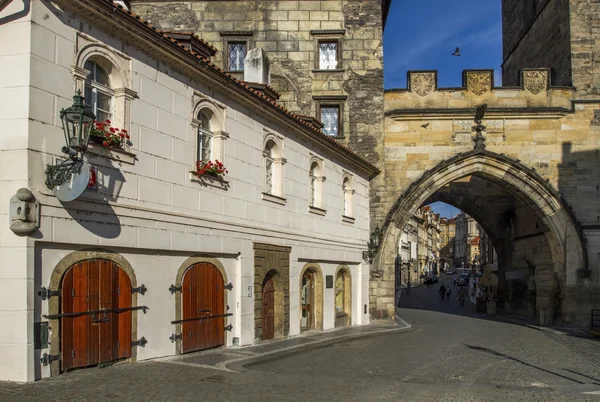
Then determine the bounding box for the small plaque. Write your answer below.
[326,275,334,289]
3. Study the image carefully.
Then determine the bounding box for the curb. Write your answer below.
[225,324,417,372]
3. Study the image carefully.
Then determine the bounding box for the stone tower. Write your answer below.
[130,0,392,164]
[502,0,600,98]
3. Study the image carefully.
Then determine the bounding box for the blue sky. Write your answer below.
[383,0,503,89]
[428,202,461,219]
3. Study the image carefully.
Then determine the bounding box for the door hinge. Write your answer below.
[131,336,147,348]
[224,324,233,332]
[37,287,60,300]
[224,282,233,291]
[40,353,59,366]
[169,284,182,294]
[169,333,182,343]
[132,284,147,295]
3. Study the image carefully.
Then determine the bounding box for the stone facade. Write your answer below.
[0,0,375,382]
[502,0,600,98]
[375,69,599,325]
[130,0,386,164]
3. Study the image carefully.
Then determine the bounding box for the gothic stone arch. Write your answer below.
[47,249,139,377]
[373,150,587,322]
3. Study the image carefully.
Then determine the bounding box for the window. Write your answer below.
[84,60,112,122]
[320,106,340,137]
[342,176,354,219]
[310,163,317,207]
[264,141,275,194]
[227,42,246,72]
[319,41,338,70]
[197,110,213,162]
[261,134,285,203]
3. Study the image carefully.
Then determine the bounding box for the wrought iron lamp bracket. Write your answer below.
[45,158,84,190]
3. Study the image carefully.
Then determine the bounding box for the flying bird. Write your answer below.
[452,47,461,56]
[421,123,430,129]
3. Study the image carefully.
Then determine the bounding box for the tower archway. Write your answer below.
[374,150,588,323]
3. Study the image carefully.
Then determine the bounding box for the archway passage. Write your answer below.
[60,259,132,371]
[375,150,588,324]
[181,263,225,354]
[300,266,324,332]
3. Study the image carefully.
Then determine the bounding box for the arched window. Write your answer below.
[308,158,325,212]
[342,176,353,217]
[309,162,318,207]
[264,140,276,194]
[84,60,112,122]
[197,109,213,162]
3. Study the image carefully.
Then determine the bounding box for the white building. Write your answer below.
[0,0,378,381]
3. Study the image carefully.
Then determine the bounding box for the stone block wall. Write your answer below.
[502,0,600,98]
[130,0,385,165]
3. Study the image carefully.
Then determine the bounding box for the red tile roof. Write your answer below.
[102,1,379,176]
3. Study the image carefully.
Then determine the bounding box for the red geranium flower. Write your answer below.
[105,119,111,124]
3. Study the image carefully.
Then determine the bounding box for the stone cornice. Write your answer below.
[386,107,573,119]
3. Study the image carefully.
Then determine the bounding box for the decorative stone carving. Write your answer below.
[485,120,504,134]
[410,72,435,97]
[523,70,548,95]
[9,188,40,236]
[466,71,492,96]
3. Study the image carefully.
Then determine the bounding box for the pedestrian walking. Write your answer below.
[446,287,451,301]
[439,284,446,300]
[407,281,411,293]
[453,275,457,287]
[457,286,467,306]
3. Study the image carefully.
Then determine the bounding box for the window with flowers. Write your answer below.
[191,104,229,180]
[90,119,131,149]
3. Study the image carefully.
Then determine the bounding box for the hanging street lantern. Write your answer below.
[45,91,96,193]
[363,225,383,264]
[59,90,96,156]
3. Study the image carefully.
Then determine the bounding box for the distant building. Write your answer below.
[439,217,456,271]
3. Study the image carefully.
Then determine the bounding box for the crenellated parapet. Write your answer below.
[385,69,575,117]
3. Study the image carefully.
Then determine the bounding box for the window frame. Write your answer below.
[341,174,355,223]
[220,32,253,73]
[308,157,326,214]
[191,95,229,175]
[310,29,345,72]
[261,132,286,204]
[194,110,214,163]
[84,60,114,123]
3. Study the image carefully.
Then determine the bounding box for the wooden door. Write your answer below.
[181,263,225,354]
[262,277,275,340]
[61,259,131,371]
[301,273,314,331]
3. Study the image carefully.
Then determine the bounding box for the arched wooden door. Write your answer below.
[181,263,225,354]
[61,259,132,371]
[262,277,275,340]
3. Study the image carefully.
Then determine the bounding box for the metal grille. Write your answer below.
[321,106,339,136]
[319,42,338,70]
[228,43,246,71]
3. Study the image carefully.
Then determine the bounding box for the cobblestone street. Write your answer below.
[1,275,599,401]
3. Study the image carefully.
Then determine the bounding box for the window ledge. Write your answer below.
[87,143,136,165]
[312,68,345,73]
[262,192,287,206]
[309,206,327,216]
[326,135,345,140]
[342,215,355,224]
[190,171,230,190]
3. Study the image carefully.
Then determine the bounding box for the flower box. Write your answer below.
[193,160,228,179]
[90,120,132,150]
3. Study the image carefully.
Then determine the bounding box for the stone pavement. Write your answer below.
[1,274,598,401]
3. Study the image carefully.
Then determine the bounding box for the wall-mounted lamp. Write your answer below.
[45,91,95,190]
[362,226,383,264]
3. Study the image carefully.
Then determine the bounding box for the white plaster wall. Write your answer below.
[0,0,34,383]
[0,1,373,381]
